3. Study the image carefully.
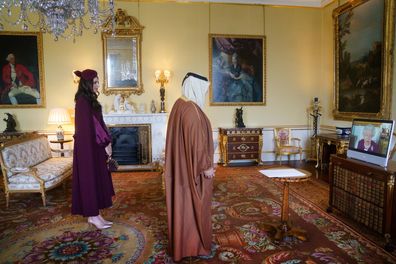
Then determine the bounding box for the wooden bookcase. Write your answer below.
[219,127,263,166]
[329,155,396,241]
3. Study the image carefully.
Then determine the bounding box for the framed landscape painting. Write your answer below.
[0,31,45,108]
[209,34,266,106]
[333,0,394,120]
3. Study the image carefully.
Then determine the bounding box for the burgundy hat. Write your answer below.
[74,69,98,81]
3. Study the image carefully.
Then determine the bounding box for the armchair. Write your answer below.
[273,128,302,164]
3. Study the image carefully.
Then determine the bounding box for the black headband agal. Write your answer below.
[182,72,208,85]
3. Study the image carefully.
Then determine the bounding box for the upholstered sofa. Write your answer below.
[0,134,73,207]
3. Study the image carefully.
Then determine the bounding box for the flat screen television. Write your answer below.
[347,118,395,167]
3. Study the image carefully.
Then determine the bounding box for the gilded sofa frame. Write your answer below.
[0,134,72,207]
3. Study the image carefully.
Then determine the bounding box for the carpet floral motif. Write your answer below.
[24,230,114,262]
[0,221,146,263]
[1,167,395,263]
[263,248,346,264]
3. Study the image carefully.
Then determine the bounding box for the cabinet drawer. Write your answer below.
[227,142,259,153]
[228,152,259,160]
[228,135,260,143]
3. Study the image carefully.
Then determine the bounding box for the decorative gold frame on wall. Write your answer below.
[0,31,45,108]
[209,34,266,106]
[102,9,144,97]
[333,0,395,120]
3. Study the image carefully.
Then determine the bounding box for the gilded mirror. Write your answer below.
[102,9,144,97]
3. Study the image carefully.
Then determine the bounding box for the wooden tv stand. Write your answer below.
[329,155,396,249]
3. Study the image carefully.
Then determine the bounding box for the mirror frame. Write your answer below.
[102,9,144,97]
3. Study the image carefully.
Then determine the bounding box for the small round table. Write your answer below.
[50,139,72,157]
[261,168,311,241]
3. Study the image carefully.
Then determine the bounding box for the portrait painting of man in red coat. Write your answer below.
[0,33,43,106]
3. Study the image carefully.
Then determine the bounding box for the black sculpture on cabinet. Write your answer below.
[235,107,245,128]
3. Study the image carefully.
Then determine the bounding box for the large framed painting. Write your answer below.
[209,34,266,106]
[102,8,144,97]
[0,31,45,108]
[333,0,394,120]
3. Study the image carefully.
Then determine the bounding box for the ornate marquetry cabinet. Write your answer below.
[329,155,396,243]
[219,127,263,166]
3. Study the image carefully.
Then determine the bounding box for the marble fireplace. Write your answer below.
[103,113,167,170]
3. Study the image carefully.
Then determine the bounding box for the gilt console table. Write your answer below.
[316,133,349,171]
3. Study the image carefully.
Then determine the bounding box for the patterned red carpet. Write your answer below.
[0,166,395,263]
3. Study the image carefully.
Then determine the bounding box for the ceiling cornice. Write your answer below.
[177,0,335,8]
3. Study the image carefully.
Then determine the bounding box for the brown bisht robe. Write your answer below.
[164,98,214,262]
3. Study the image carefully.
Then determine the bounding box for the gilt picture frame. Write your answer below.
[0,31,45,108]
[333,0,394,120]
[102,8,144,97]
[209,34,266,106]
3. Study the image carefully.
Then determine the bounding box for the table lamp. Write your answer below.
[48,108,71,141]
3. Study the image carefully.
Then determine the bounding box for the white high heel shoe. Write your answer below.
[88,217,111,230]
[98,215,113,225]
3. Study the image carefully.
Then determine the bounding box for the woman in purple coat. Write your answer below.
[357,125,379,153]
[72,69,115,229]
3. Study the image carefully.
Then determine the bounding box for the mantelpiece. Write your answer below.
[103,113,167,170]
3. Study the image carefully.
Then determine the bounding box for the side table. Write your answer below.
[260,168,311,241]
[50,139,73,157]
[316,133,349,170]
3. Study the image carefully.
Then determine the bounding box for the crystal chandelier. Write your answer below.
[0,0,115,41]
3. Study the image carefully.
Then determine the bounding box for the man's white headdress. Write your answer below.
[182,72,210,109]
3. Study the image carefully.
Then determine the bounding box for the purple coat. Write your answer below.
[72,96,115,217]
[357,139,379,153]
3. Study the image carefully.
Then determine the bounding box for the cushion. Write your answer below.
[279,145,301,153]
[7,157,73,191]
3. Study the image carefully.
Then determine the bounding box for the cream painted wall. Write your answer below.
[0,2,323,134]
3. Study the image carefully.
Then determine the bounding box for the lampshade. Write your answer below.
[155,69,171,83]
[155,70,161,80]
[163,70,171,79]
[48,108,71,125]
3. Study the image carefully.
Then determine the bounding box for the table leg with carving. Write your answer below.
[274,180,308,241]
[315,137,321,169]
[218,134,224,164]
[222,135,228,166]
[257,134,263,165]
[336,141,348,154]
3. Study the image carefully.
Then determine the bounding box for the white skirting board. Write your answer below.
[43,123,317,163]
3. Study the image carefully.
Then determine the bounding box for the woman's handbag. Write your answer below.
[107,157,119,172]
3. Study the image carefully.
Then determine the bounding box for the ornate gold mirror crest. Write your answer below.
[102,8,144,97]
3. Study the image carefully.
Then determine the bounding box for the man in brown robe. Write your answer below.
[164,72,215,262]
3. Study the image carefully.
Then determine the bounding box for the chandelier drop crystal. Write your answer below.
[0,0,115,41]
